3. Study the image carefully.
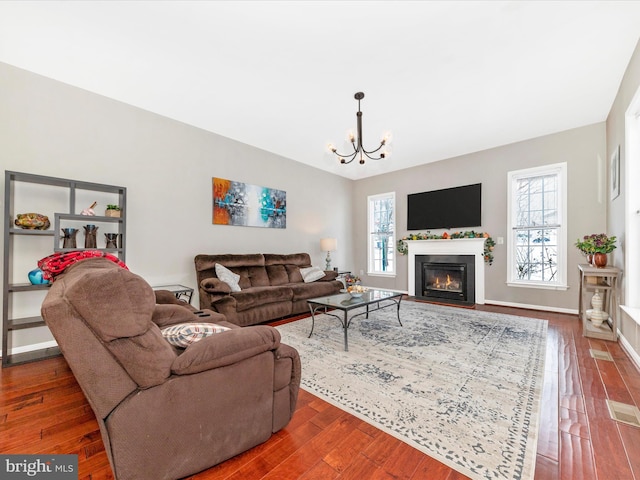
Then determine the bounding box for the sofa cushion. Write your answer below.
[215,263,241,292]
[243,265,270,287]
[61,261,175,388]
[300,266,326,283]
[161,323,231,348]
[232,286,293,312]
[285,264,303,283]
[65,263,155,342]
[264,253,311,267]
[289,281,344,301]
[266,264,289,286]
[171,325,280,375]
[152,304,199,328]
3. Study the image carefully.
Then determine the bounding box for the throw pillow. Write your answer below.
[300,266,326,283]
[215,263,241,292]
[161,322,231,348]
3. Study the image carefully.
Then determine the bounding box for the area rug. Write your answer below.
[276,301,547,480]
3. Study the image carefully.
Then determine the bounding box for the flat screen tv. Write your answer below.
[407,183,481,230]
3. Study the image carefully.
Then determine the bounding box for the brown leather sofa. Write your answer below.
[194,253,343,326]
[41,258,301,480]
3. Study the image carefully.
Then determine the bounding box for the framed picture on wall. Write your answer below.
[611,145,620,200]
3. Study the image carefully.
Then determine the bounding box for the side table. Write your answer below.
[152,284,194,304]
[578,264,621,341]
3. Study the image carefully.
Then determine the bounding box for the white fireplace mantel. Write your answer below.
[407,238,486,304]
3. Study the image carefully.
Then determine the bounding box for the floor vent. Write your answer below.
[590,349,613,361]
[607,400,640,428]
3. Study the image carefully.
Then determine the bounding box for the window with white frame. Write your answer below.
[368,192,395,275]
[507,163,568,289]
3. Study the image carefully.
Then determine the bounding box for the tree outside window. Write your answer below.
[368,192,395,275]
[508,163,567,289]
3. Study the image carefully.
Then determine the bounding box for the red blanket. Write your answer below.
[38,251,128,281]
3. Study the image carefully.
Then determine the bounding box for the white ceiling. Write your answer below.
[1,1,640,180]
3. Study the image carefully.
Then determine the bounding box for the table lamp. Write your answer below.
[320,237,337,270]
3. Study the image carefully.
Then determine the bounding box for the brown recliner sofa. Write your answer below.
[195,252,343,326]
[41,258,301,480]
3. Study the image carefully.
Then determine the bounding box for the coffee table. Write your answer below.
[307,289,403,351]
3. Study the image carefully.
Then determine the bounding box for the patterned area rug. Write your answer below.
[276,301,547,480]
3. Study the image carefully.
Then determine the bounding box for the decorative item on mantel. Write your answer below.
[105,204,122,217]
[396,231,496,265]
[575,233,617,268]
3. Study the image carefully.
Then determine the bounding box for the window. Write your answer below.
[507,163,568,289]
[368,192,395,275]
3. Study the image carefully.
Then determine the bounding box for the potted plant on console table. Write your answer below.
[575,233,616,268]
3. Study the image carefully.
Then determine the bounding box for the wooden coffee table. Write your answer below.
[307,289,403,351]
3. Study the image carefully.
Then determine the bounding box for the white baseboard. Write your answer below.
[484,299,578,315]
[618,332,640,371]
[0,340,58,358]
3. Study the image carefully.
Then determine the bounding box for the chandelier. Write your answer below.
[328,92,390,165]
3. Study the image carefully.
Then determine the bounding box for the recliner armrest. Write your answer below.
[318,270,339,281]
[171,325,280,375]
[200,278,232,294]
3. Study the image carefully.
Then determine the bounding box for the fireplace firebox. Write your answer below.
[415,255,475,306]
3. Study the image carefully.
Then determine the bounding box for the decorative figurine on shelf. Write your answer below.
[61,227,78,249]
[84,224,98,248]
[14,213,50,230]
[81,201,97,216]
[105,233,118,249]
[105,204,122,218]
[28,267,49,285]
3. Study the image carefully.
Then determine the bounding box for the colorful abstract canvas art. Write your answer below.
[212,177,286,228]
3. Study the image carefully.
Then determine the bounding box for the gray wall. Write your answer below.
[607,39,640,358]
[353,123,607,312]
[0,62,354,349]
[0,54,626,352]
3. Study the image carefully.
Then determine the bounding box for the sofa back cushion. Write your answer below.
[194,253,314,289]
[266,264,289,286]
[264,254,311,284]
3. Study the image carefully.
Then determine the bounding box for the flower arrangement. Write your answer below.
[396,231,496,265]
[575,233,617,255]
[343,273,361,286]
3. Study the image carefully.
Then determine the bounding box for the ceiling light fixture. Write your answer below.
[328,92,390,165]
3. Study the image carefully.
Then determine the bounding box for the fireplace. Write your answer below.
[415,255,475,306]
[407,238,485,304]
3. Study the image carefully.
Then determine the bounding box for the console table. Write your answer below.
[578,264,621,341]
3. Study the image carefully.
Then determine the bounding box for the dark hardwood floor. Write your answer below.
[1,303,640,479]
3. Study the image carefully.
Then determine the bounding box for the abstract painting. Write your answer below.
[212,177,286,228]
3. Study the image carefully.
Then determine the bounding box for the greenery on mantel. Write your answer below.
[397,231,496,265]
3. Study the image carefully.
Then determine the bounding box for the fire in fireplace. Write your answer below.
[415,255,475,306]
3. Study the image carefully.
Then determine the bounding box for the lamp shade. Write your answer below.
[320,237,337,252]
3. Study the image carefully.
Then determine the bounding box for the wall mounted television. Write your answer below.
[407,183,482,230]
